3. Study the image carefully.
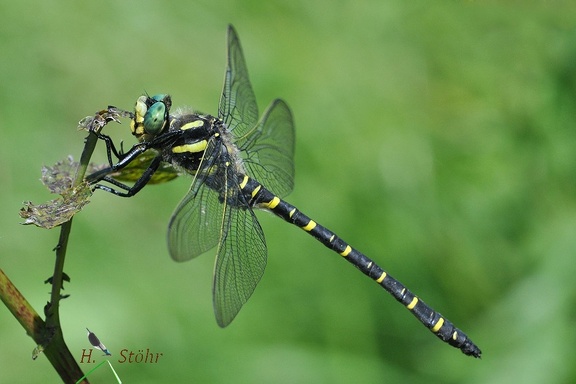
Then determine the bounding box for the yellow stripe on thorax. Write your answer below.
[172,140,207,154]
[180,120,204,130]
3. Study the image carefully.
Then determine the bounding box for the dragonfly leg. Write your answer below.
[92,156,162,197]
[86,141,161,197]
[89,131,127,166]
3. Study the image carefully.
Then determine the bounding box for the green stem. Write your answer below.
[0,266,88,383]
[0,268,45,342]
[1,107,123,383]
[46,132,98,328]
[42,131,100,383]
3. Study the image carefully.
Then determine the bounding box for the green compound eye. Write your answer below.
[151,94,172,111]
[143,101,167,135]
[151,94,168,103]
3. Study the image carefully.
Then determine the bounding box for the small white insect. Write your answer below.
[86,328,111,356]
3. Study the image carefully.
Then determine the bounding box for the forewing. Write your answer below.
[167,140,222,261]
[167,181,224,262]
[218,25,258,139]
[236,99,295,198]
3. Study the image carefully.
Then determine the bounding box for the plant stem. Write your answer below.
[1,107,124,383]
[43,129,101,383]
[0,264,88,383]
[45,131,98,328]
[0,268,44,341]
[42,131,100,383]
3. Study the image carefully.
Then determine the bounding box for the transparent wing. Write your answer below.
[167,138,267,327]
[218,25,258,138]
[235,99,295,198]
[167,139,222,261]
[167,180,223,261]
[213,165,267,327]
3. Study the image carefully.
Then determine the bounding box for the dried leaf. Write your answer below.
[20,181,93,229]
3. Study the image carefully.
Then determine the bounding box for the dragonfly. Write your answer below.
[86,25,481,358]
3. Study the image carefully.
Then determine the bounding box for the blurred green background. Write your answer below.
[1,1,575,383]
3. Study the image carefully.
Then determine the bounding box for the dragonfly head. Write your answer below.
[130,94,172,141]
